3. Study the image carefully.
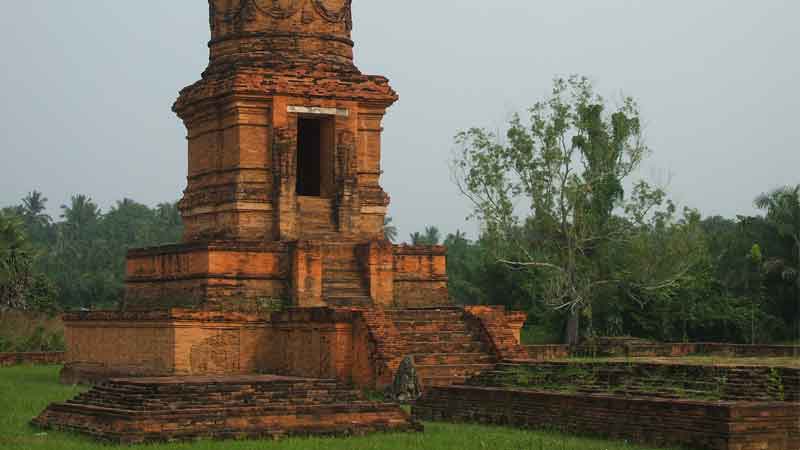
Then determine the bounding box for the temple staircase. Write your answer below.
[322,242,372,308]
[386,308,496,388]
[297,196,337,238]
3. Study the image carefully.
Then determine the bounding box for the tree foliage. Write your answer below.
[452,76,705,344]
[0,212,57,312]
[2,194,182,310]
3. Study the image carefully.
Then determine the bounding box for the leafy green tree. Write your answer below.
[453,76,699,344]
[755,185,800,342]
[0,212,57,312]
[59,194,101,241]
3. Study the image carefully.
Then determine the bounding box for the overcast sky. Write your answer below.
[1,1,798,240]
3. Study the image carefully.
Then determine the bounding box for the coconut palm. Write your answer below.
[21,191,51,225]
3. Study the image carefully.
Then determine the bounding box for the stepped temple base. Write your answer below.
[34,375,421,444]
[59,307,527,390]
[124,241,449,311]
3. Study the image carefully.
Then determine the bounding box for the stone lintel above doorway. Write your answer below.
[288,105,350,117]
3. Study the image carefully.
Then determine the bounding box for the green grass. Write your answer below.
[520,326,562,345]
[0,366,684,450]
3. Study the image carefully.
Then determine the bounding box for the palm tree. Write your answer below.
[20,191,52,242]
[755,185,800,344]
[423,226,442,246]
[383,216,398,243]
[21,191,51,224]
[60,195,101,241]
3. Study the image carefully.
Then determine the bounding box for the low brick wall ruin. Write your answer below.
[470,361,799,402]
[575,338,800,359]
[0,352,65,367]
[414,386,799,450]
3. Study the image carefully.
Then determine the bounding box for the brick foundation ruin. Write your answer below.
[414,386,799,450]
[414,359,800,450]
[35,375,421,444]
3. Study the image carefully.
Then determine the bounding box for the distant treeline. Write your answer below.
[1,193,181,310]
[1,188,798,346]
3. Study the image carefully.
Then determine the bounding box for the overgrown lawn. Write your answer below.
[0,366,685,450]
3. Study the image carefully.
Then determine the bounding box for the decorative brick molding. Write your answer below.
[0,352,65,367]
[414,386,799,450]
[464,306,528,360]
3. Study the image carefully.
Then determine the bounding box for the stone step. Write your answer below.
[419,375,469,388]
[416,364,495,379]
[326,298,373,308]
[399,331,476,344]
[385,309,465,321]
[323,269,364,281]
[405,341,485,354]
[323,279,366,289]
[35,375,421,444]
[324,288,371,298]
[413,353,496,366]
[393,321,469,333]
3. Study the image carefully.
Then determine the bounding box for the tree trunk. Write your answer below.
[565,309,580,346]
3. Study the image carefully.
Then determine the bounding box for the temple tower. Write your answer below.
[58,1,527,392]
[123,0,447,311]
[176,0,396,242]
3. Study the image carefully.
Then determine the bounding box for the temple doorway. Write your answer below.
[296,117,334,197]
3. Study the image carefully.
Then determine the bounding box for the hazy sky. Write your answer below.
[1,1,798,239]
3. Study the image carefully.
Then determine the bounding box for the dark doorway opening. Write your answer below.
[296,118,323,196]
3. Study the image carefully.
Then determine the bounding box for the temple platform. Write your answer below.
[33,375,422,444]
[58,307,526,390]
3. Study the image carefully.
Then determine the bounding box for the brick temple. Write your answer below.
[60,0,526,391]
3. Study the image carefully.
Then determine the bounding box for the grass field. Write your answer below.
[0,366,687,450]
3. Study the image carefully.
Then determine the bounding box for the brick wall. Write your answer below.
[470,361,800,402]
[125,242,289,311]
[577,339,800,359]
[392,245,449,307]
[464,306,528,360]
[60,309,378,386]
[0,352,65,367]
[414,386,799,450]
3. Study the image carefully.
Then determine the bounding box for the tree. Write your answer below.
[755,185,800,343]
[423,226,441,245]
[0,212,57,312]
[453,76,696,344]
[409,226,442,245]
[60,195,101,241]
[20,191,52,243]
[383,216,398,243]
